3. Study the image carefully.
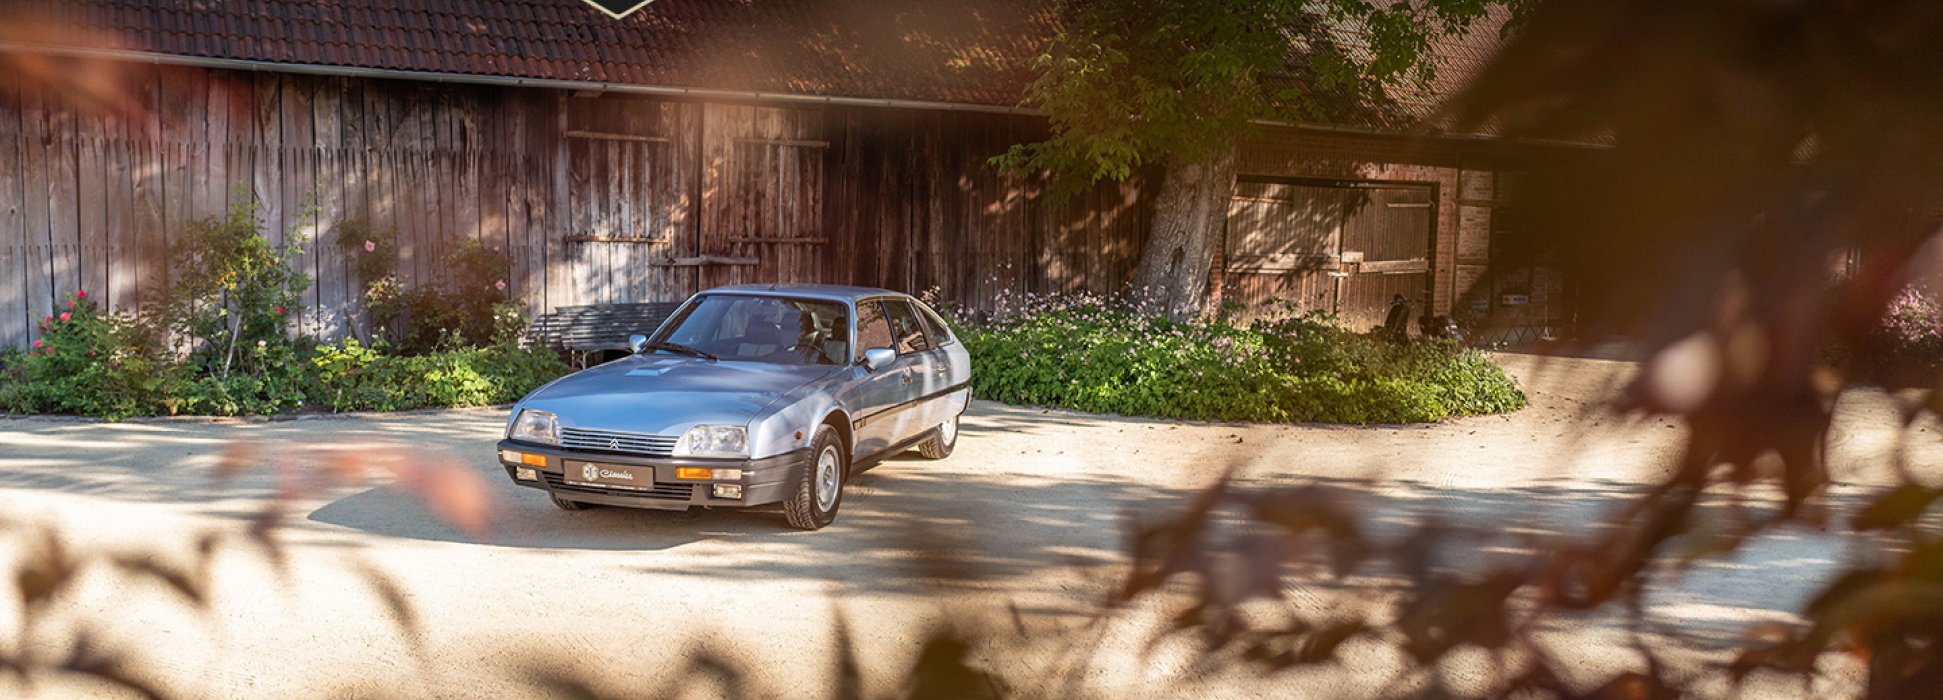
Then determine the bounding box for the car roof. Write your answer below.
[698,283,910,303]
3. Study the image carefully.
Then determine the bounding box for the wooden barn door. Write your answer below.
[697,105,830,290]
[1221,179,1432,329]
[1222,181,1347,317]
[1336,185,1433,330]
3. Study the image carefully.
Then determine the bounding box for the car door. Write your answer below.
[882,299,950,435]
[911,299,971,417]
[846,300,925,459]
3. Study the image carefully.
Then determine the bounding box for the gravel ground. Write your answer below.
[0,353,1934,698]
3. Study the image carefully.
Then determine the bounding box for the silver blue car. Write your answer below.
[495,285,972,530]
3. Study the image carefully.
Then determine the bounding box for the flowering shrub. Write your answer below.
[0,214,565,420]
[0,292,177,419]
[160,201,309,380]
[1870,285,1943,380]
[340,225,518,353]
[951,293,1526,424]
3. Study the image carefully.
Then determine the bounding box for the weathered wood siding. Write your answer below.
[1,57,1535,349]
[0,62,1164,348]
[0,64,568,346]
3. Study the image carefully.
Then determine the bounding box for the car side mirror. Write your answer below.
[629,334,650,354]
[862,347,896,371]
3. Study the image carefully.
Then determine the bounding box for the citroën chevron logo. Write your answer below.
[580,0,656,20]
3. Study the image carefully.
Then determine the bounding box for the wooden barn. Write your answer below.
[0,0,1573,349]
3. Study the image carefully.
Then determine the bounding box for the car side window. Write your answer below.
[854,301,894,362]
[883,300,933,355]
[913,301,954,346]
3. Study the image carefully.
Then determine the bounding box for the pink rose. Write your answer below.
[364,240,376,253]
[275,307,286,316]
[32,340,43,348]
[75,290,86,299]
[59,312,70,322]
[494,280,507,291]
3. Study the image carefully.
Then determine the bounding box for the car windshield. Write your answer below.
[653,295,850,365]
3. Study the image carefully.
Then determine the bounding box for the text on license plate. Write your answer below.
[563,461,653,491]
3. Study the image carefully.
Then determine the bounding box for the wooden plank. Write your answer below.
[0,70,24,346]
[501,94,530,305]
[159,132,193,305]
[131,68,166,310]
[227,70,259,211]
[312,78,346,340]
[280,76,316,334]
[547,93,576,308]
[103,103,137,313]
[727,237,827,244]
[1357,258,1431,275]
[650,255,760,267]
[45,90,81,305]
[75,114,109,303]
[734,137,829,149]
[474,93,508,302]
[565,130,670,143]
[202,71,230,215]
[252,72,283,253]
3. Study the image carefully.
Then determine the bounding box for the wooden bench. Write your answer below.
[526,302,685,368]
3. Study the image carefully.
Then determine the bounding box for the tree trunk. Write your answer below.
[1131,148,1237,320]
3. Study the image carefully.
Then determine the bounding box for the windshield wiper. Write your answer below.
[649,341,718,361]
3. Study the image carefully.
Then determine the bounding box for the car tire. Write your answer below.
[916,411,960,460]
[550,493,591,511]
[784,425,845,530]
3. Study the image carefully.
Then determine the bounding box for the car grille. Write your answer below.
[542,472,695,501]
[558,427,678,457]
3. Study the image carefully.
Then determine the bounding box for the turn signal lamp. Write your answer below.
[676,467,744,481]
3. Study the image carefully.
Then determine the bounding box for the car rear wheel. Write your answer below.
[917,412,959,459]
[550,493,592,511]
[784,425,845,530]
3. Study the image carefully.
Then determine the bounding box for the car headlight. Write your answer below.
[673,424,747,458]
[509,409,560,445]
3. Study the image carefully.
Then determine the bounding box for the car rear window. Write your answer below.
[883,300,933,354]
[912,301,955,346]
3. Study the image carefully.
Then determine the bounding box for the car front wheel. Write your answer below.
[784,425,845,530]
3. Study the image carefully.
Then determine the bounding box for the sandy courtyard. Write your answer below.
[0,353,1934,698]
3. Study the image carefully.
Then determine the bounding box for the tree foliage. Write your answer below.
[998,0,1505,193]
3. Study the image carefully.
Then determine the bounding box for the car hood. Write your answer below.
[519,355,841,436]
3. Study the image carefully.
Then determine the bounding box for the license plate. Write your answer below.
[563,461,653,491]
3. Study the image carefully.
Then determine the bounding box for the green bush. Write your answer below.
[340,224,518,353]
[0,207,568,420]
[305,340,567,413]
[954,294,1526,424]
[159,201,310,382]
[0,292,178,420]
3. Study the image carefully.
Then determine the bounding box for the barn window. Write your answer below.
[565,97,678,242]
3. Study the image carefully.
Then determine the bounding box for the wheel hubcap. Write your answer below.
[815,445,841,511]
[941,414,959,445]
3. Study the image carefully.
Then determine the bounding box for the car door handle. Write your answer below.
[933,364,948,374]
[900,370,913,385]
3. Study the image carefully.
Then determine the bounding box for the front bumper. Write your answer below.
[496,440,808,511]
